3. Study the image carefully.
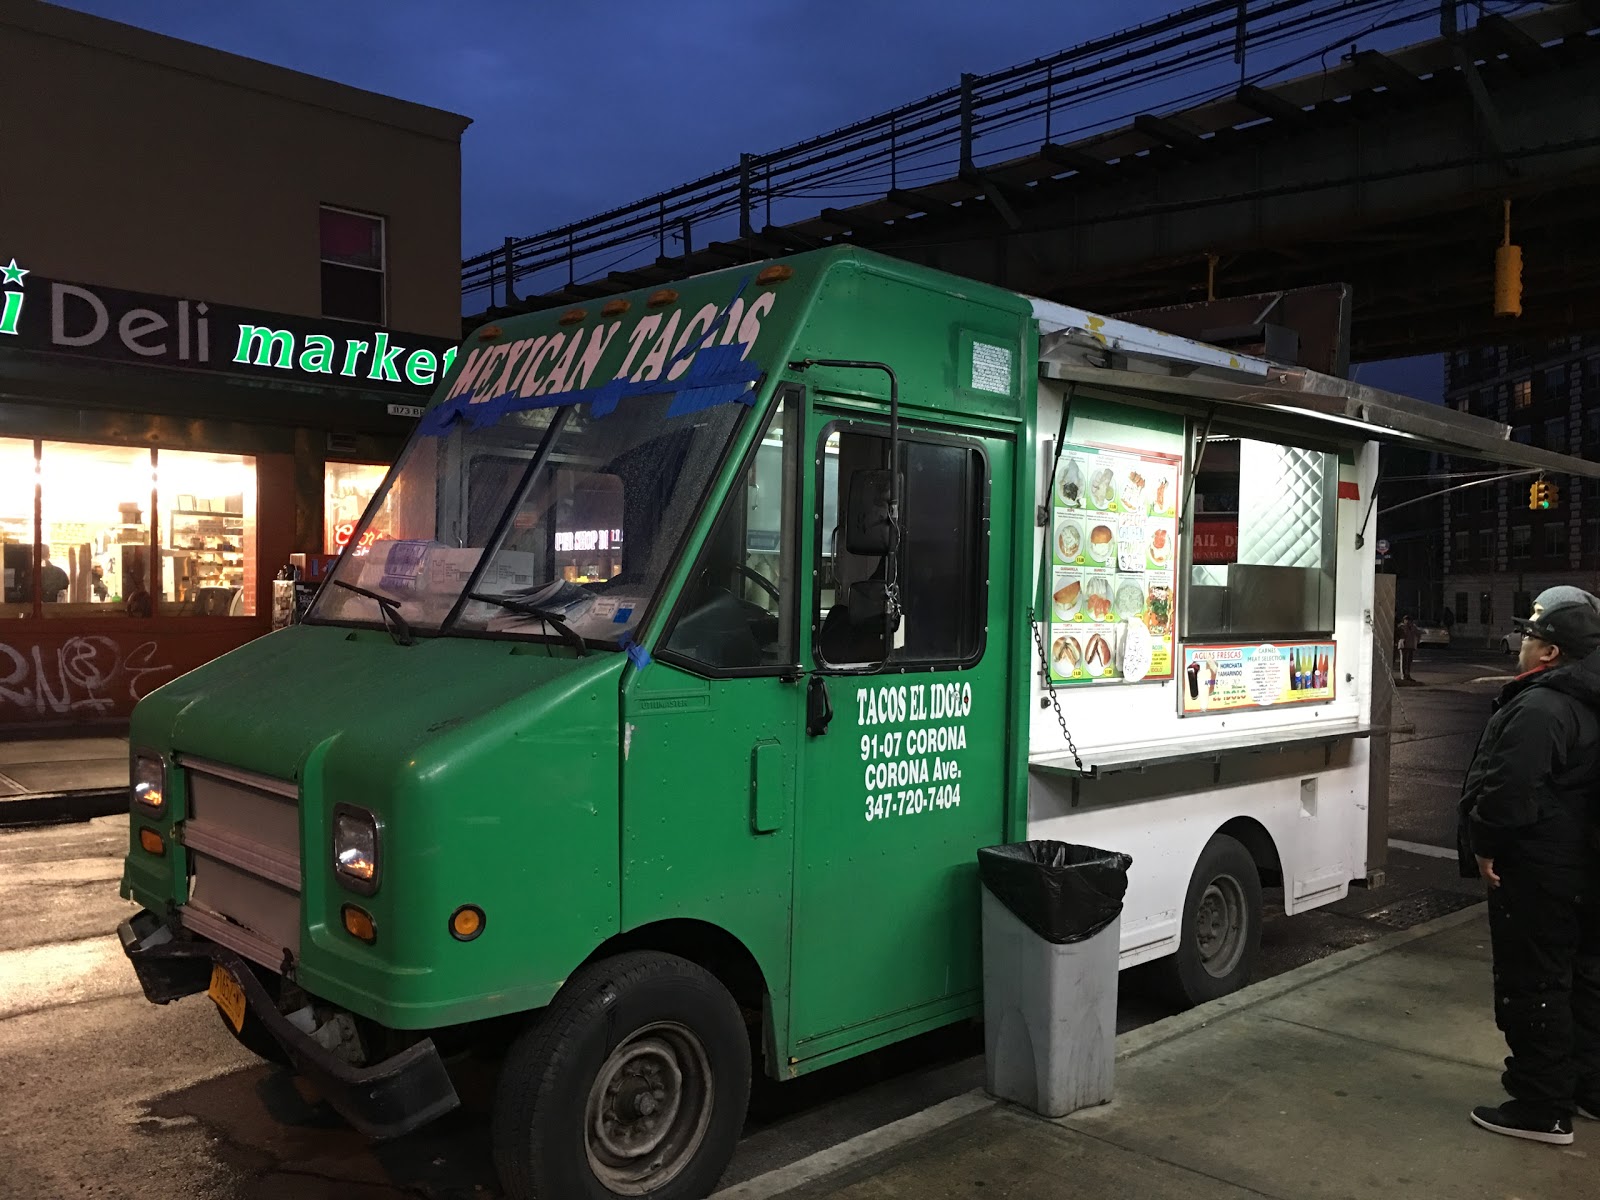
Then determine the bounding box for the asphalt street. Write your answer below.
[0,652,1504,1198]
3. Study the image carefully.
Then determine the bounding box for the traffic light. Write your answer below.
[1528,480,1557,510]
[1495,199,1523,318]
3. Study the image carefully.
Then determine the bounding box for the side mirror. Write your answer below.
[845,469,895,556]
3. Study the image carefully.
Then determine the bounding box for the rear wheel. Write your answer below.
[492,951,751,1200]
[1153,834,1263,1008]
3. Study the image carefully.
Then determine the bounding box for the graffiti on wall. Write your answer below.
[0,636,176,716]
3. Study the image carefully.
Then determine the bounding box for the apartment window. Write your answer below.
[1513,590,1531,620]
[320,205,386,324]
[1510,525,1532,558]
[1479,529,1495,561]
[1480,592,1493,627]
[1454,591,1468,625]
[1452,530,1468,560]
[1544,362,1569,397]
[1453,350,1469,369]
[1544,522,1568,557]
[1512,379,1532,410]
[1543,418,1567,452]
[1586,520,1600,556]
[1584,410,1600,445]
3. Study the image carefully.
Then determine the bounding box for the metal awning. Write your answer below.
[1038,328,1600,480]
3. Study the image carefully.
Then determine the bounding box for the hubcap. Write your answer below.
[585,1022,713,1195]
[1195,874,1247,979]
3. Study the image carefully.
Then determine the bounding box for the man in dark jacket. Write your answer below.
[1458,585,1600,1144]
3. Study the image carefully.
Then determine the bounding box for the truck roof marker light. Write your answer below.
[602,299,631,317]
[756,265,793,285]
[138,828,165,856]
[559,308,588,326]
[648,288,679,308]
[342,904,377,944]
[449,905,486,941]
[477,325,503,342]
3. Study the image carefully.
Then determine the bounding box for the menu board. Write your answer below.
[1046,442,1180,685]
[1179,642,1337,715]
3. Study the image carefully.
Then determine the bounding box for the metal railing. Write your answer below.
[463,0,1529,308]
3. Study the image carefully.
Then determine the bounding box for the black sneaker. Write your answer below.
[1471,1102,1574,1145]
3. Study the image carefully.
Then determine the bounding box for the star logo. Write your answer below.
[0,259,26,287]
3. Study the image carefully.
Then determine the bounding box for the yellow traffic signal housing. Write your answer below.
[1546,482,1559,509]
[1530,481,1542,510]
[1529,480,1557,510]
[1496,199,1523,318]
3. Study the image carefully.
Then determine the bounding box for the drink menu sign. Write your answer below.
[1179,642,1336,715]
[1046,442,1180,685]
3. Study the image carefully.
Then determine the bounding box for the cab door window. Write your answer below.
[814,426,987,669]
[661,390,800,672]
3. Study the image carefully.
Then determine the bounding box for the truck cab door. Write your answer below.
[618,387,805,1052]
[786,408,1015,1063]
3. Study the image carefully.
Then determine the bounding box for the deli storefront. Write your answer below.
[0,263,456,732]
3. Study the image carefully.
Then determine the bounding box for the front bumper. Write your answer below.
[117,910,460,1139]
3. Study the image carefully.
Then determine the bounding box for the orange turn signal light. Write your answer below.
[756,264,794,285]
[341,904,377,944]
[647,288,679,308]
[558,307,588,326]
[449,904,486,942]
[138,827,165,856]
[601,298,631,317]
[477,325,503,342]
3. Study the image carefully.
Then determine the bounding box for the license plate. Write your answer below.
[208,963,247,1033]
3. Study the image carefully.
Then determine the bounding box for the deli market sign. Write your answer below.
[0,258,457,395]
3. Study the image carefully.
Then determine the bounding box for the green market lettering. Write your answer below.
[234,325,457,386]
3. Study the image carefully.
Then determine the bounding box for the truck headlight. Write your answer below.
[132,754,166,814]
[332,805,380,894]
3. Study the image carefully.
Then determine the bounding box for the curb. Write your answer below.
[714,900,1489,1199]
[0,789,127,828]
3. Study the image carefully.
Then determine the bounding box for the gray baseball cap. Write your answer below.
[1515,586,1600,657]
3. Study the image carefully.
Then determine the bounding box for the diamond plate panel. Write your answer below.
[1237,441,1327,569]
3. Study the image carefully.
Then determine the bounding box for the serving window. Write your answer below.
[1183,433,1337,640]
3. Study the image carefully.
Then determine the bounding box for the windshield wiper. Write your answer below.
[332,580,415,647]
[467,592,589,657]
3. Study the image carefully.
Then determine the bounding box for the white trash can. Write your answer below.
[978,841,1130,1119]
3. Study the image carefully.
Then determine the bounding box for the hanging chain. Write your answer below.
[1030,387,1084,773]
[1030,606,1083,773]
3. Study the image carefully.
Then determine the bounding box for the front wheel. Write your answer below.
[1152,833,1263,1008]
[492,951,751,1200]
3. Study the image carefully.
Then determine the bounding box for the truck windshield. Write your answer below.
[307,391,750,647]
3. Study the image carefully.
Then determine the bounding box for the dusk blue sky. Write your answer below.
[52,0,1441,397]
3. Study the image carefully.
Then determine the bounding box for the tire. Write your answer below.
[1152,834,1263,1009]
[492,951,751,1200]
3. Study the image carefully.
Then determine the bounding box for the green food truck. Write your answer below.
[117,247,1597,1199]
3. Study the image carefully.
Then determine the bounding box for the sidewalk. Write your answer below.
[723,906,1595,1200]
[0,736,128,825]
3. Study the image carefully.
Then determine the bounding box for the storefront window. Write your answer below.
[324,462,390,555]
[38,442,152,617]
[1,438,37,617]
[158,450,258,616]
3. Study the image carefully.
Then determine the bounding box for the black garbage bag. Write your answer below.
[978,840,1132,944]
